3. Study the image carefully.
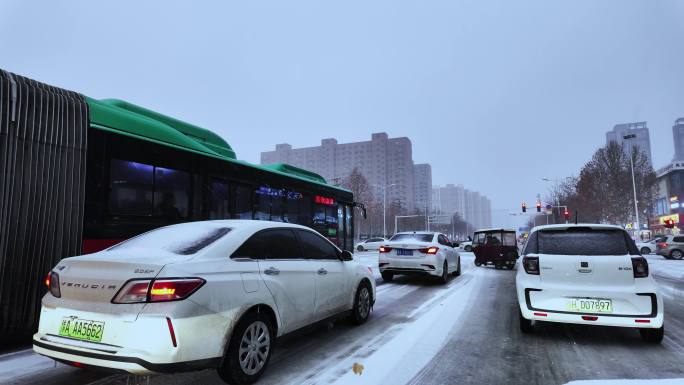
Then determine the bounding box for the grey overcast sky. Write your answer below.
[2,0,683,227]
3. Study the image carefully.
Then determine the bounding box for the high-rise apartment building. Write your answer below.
[413,164,432,214]
[672,118,684,162]
[606,122,652,165]
[432,184,491,229]
[261,133,422,212]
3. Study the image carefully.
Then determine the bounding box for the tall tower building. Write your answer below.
[606,122,652,165]
[673,118,684,162]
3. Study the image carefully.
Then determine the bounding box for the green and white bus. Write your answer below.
[0,69,364,342]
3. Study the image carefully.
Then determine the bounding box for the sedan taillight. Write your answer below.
[522,256,539,275]
[112,278,205,304]
[379,246,392,253]
[45,271,61,298]
[418,247,439,255]
[631,257,649,278]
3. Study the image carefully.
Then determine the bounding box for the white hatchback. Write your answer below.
[378,232,460,284]
[516,224,664,343]
[33,220,375,384]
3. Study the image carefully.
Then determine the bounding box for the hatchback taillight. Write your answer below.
[522,256,539,275]
[419,247,439,254]
[379,246,392,253]
[45,271,61,298]
[631,257,649,278]
[112,278,205,304]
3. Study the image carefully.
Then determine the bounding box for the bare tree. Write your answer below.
[342,168,374,240]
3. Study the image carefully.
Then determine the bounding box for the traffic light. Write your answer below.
[564,209,570,220]
[521,202,527,213]
[664,219,675,229]
[536,202,541,212]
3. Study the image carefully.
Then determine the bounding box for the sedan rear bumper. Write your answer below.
[379,257,442,277]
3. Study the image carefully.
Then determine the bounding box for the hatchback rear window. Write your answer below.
[525,228,637,256]
[390,233,434,243]
[109,226,231,255]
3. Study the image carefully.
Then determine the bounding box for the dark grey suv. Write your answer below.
[655,235,684,259]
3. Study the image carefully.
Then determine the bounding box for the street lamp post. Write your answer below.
[623,134,641,239]
[373,183,398,238]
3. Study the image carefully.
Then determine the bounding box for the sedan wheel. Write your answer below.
[357,245,365,252]
[351,282,372,325]
[217,312,273,385]
[640,247,651,255]
[464,245,472,252]
[439,261,448,284]
[671,250,684,260]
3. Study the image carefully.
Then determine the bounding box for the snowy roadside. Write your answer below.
[0,348,61,383]
[645,254,684,281]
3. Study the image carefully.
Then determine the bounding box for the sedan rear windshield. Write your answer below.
[524,228,638,256]
[109,226,231,255]
[390,233,434,243]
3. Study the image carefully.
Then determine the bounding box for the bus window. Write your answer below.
[270,194,285,222]
[254,189,270,221]
[208,178,229,219]
[109,159,154,215]
[297,194,311,226]
[337,205,344,248]
[154,167,190,220]
[232,183,252,219]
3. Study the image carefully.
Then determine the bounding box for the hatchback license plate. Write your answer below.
[566,298,613,314]
[396,249,413,256]
[59,317,105,342]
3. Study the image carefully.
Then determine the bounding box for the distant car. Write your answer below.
[655,234,684,259]
[517,224,664,343]
[458,240,473,252]
[378,232,460,284]
[33,220,375,384]
[356,237,388,251]
[636,237,666,255]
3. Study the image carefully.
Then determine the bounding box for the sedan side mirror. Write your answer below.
[340,250,353,261]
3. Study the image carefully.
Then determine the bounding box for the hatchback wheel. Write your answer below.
[465,245,472,252]
[640,247,650,255]
[671,250,683,260]
[519,309,534,334]
[217,312,273,385]
[351,281,372,325]
[439,261,449,284]
[639,326,664,344]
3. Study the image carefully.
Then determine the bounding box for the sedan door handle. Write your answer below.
[264,267,280,275]
[317,268,328,275]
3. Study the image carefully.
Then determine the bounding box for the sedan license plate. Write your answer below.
[396,249,413,256]
[566,298,613,314]
[59,317,105,342]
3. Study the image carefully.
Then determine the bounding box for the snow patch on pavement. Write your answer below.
[565,379,684,384]
[0,349,60,383]
[297,266,483,385]
[646,255,684,281]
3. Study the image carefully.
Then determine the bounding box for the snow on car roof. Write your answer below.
[529,223,624,233]
[474,228,517,233]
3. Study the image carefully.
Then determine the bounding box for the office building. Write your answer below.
[606,122,652,165]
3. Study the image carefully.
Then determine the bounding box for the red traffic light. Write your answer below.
[664,219,675,229]
[564,209,570,220]
[521,202,527,213]
[536,202,542,212]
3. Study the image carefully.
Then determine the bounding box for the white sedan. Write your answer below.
[355,237,388,251]
[636,237,666,255]
[33,220,375,384]
[516,224,664,343]
[378,232,460,284]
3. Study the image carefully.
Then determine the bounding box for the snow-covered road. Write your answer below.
[2,252,684,385]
